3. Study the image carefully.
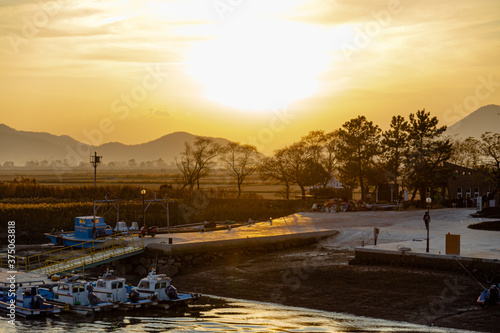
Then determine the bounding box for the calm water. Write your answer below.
[0,296,478,333]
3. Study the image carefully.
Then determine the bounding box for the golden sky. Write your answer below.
[1,0,499,154]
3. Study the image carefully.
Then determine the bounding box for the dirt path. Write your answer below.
[174,245,500,333]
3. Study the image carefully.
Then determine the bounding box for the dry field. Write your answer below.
[0,168,300,199]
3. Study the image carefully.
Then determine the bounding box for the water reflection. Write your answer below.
[1,296,478,333]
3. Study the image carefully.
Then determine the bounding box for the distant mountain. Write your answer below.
[0,124,83,166]
[3,104,498,167]
[96,132,230,166]
[445,104,500,139]
[0,125,230,167]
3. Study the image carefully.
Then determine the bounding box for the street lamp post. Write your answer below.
[425,197,432,253]
[141,189,146,228]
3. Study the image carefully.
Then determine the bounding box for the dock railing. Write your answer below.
[1,233,144,275]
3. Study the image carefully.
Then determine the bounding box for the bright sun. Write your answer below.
[187,21,330,111]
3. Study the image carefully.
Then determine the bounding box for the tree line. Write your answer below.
[176,109,500,203]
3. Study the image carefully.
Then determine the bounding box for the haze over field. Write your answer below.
[0,0,499,156]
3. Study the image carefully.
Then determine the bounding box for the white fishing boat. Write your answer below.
[133,269,200,308]
[40,276,117,315]
[92,270,158,310]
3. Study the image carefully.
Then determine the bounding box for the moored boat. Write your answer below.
[477,283,500,306]
[92,270,158,310]
[45,216,113,248]
[39,276,117,315]
[0,281,64,318]
[133,269,200,308]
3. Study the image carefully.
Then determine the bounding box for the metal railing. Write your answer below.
[1,233,144,275]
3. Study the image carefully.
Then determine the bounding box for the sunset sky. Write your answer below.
[1,0,499,154]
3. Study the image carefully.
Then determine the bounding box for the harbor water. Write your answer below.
[0,295,479,333]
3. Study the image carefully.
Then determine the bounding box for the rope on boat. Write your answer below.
[454,257,486,290]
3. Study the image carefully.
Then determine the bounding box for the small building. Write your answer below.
[445,162,497,207]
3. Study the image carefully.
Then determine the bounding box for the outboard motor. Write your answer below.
[166,285,179,300]
[487,284,500,305]
[88,292,100,306]
[86,282,100,306]
[129,288,140,303]
[31,294,44,309]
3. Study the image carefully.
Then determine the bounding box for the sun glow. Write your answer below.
[187,21,331,111]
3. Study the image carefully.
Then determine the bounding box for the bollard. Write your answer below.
[168,238,173,244]
[362,240,365,247]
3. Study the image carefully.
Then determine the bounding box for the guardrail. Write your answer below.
[1,233,144,275]
[42,234,145,276]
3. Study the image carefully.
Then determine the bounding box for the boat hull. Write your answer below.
[45,233,104,248]
[116,299,158,311]
[0,299,63,318]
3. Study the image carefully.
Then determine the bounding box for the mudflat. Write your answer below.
[174,245,500,333]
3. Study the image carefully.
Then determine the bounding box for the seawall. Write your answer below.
[353,247,500,284]
[94,230,338,283]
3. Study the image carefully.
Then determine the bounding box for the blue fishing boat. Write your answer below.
[45,216,113,248]
[477,283,500,306]
[0,281,64,318]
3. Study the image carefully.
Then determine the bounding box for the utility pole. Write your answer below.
[90,151,102,188]
[90,151,102,221]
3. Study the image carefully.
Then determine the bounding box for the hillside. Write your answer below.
[0,125,229,167]
[445,104,500,139]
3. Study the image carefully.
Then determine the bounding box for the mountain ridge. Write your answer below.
[1,104,499,166]
[445,104,500,139]
[0,126,230,166]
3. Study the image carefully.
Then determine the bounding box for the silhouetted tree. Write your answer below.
[404,109,452,203]
[381,115,409,199]
[175,136,220,190]
[322,130,340,177]
[220,142,258,198]
[335,115,381,200]
[259,148,293,199]
[449,137,481,168]
[299,130,339,187]
[280,142,309,198]
[476,132,500,193]
[300,130,328,165]
[191,137,220,189]
[128,159,137,168]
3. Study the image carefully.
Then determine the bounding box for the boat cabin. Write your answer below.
[93,271,128,303]
[75,216,112,239]
[135,269,172,301]
[52,282,93,306]
[14,285,53,310]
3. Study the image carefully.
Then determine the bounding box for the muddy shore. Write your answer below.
[174,245,500,333]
